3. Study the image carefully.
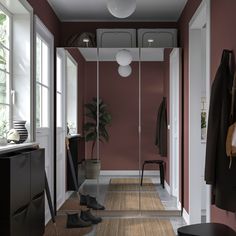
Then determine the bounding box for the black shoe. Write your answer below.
[80,209,102,224]
[66,213,92,228]
[79,193,105,210]
[79,193,87,206]
[86,195,105,210]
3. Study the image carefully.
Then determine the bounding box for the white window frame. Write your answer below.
[0,3,13,130]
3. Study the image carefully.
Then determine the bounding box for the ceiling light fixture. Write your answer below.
[107,0,136,19]
[118,65,132,77]
[116,49,132,66]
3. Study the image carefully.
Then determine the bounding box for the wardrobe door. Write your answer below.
[97,48,140,211]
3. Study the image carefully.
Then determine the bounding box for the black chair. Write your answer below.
[140,160,165,188]
[178,223,236,236]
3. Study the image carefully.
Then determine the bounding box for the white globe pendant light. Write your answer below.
[107,0,136,19]
[116,49,132,66]
[118,65,132,77]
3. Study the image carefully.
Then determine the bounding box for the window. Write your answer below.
[0,7,11,136]
[36,35,50,128]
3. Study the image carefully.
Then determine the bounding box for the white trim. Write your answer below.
[169,48,181,203]
[183,208,190,225]
[100,170,160,176]
[34,15,54,225]
[164,180,171,195]
[189,0,211,224]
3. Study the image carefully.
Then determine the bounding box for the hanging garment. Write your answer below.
[205,49,236,212]
[155,97,167,157]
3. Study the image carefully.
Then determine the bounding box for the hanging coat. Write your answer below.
[205,49,236,212]
[155,97,167,157]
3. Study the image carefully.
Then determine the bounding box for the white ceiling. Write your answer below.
[79,48,164,62]
[47,0,187,22]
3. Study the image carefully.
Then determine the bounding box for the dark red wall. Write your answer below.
[210,0,236,231]
[27,0,60,46]
[66,48,86,134]
[178,0,202,213]
[60,22,178,46]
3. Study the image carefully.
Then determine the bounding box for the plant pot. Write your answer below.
[85,159,101,179]
[201,127,207,140]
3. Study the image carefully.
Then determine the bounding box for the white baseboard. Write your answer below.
[183,208,190,225]
[100,170,160,176]
[164,180,171,194]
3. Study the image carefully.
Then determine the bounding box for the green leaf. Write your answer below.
[83,122,96,131]
[85,132,97,142]
[0,14,6,25]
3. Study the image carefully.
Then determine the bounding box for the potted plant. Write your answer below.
[84,97,112,179]
[0,120,8,145]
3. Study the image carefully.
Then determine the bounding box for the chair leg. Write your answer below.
[141,162,145,186]
[159,163,165,188]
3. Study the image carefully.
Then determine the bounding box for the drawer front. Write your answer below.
[11,205,30,236]
[30,149,45,198]
[11,154,30,215]
[29,192,45,236]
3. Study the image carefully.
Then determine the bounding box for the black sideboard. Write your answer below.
[0,148,45,236]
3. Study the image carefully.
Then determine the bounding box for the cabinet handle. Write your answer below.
[32,191,44,201]
[13,204,28,216]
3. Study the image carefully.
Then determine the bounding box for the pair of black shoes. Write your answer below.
[80,193,105,210]
[66,210,102,228]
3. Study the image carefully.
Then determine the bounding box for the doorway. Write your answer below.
[189,0,211,224]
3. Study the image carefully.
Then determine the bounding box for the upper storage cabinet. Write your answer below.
[138,29,177,48]
[97,29,136,48]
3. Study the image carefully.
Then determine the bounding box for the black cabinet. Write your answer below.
[66,136,86,190]
[0,148,45,236]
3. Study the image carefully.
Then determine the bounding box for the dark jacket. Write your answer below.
[205,50,236,212]
[155,97,167,157]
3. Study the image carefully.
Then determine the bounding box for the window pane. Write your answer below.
[36,83,41,128]
[56,55,62,93]
[42,41,49,86]
[0,10,10,48]
[0,46,9,72]
[57,93,62,127]
[36,36,42,83]
[42,86,49,127]
[0,71,9,104]
[0,105,9,137]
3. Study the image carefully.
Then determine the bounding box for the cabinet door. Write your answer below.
[30,149,45,199]
[29,192,45,236]
[10,154,30,215]
[11,205,29,236]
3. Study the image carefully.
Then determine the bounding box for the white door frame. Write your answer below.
[56,48,66,209]
[34,15,54,224]
[169,48,181,209]
[189,0,211,224]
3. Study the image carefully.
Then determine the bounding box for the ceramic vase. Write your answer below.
[13,120,28,143]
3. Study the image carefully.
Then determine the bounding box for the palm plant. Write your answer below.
[84,97,112,159]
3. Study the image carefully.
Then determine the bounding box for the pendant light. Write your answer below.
[107,0,136,19]
[118,65,132,77]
